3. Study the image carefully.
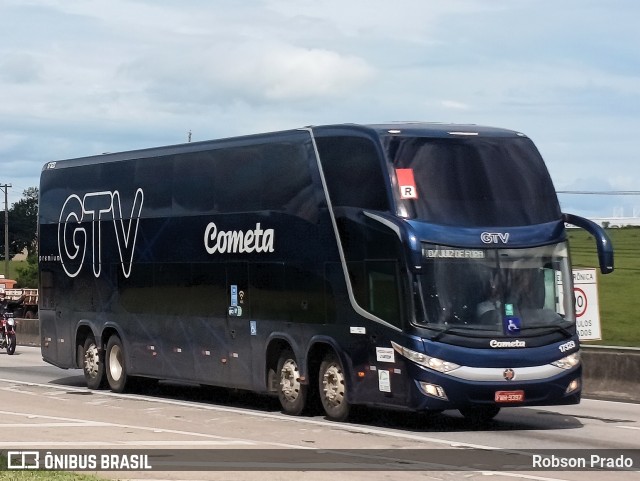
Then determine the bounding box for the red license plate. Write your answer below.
[495,390,525,403]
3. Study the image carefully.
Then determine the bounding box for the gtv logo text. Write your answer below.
[480,232,510,244]
[58,189,144,278]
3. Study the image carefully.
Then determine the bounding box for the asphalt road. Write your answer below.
[1,346,639,481]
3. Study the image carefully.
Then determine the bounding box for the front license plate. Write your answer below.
[495,390,525,403]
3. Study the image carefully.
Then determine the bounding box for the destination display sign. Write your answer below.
[422,247,485,259]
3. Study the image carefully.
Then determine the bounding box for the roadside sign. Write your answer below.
[572,268,602,341]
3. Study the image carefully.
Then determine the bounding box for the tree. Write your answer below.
[0,187,38,259]
[16,251,38,288]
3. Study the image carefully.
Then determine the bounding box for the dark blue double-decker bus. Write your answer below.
[38,123,613,422]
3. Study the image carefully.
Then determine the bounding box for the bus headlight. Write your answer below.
[551,352,581,370]
[391,341,460,373]
[419,382,448,400]
[566,378,580,394]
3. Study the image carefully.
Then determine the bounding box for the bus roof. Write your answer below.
[312,122,526,139]
[41,122,526,172]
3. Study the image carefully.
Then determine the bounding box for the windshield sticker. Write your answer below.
[505,304,514,316]
[376,347,395,363]
[378,370,391,392]
[395,168,418,199]
[503,317,521,336]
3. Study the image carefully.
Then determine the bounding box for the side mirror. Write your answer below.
[562,213,614,274]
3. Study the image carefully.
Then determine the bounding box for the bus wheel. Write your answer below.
[82,336,106,390]
[318,352,350,421]
[459,405,500,424]
[105,335,129,393]
[277,349,307,416]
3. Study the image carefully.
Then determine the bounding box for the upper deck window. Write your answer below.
[384,136,561,227]
[315,136,390,211]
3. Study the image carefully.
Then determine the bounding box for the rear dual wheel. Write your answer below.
[80,334,129,392]
[276,349,350,422]
[318,353,350,422]
[81,336,106,389]
[105,335,129,393]
[277,349,307,416]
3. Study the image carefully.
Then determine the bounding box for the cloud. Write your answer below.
[118,42,374,110]
[0,0,639,214]
[441,100,470,110]
[253,46,374,100]
[0,53,42,83]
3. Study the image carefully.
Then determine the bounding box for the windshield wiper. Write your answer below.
[428,323,573,341]
[429,324,494,341]
[518,324,573,338]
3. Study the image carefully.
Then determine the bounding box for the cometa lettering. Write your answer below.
[204,222,275,254]
[490,339,526,348]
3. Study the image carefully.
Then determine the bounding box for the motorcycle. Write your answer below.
[0,301,17,355]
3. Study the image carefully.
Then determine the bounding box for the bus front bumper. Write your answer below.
[407,364,582,411]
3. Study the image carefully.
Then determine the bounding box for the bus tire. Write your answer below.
[318,352,350,422]
[459,405,500,424]
[277,349,307,416]
[82,336,106,390]
[105,335,129,393]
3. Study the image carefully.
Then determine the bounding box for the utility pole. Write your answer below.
[0,184,10,276]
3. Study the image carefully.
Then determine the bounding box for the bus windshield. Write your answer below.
[415,242,574,336]
[385,135,561,227]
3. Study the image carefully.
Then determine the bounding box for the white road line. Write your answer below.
[1,440,254,447]
[616,425,640,430]
[3,376,636,479]
[0,377,502,451]
[0,422,104,428]
[480,473,573,481]
[0,409,255,443]
[3,378,547,478]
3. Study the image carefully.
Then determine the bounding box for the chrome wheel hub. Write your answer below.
[84,344,100,378]
[322,364,345,406]
[280,359,301,402]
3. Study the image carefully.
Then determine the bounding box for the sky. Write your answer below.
[1,0,639,218]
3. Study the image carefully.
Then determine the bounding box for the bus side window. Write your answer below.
[212,142,320,220]
[214,147,264,213]
[260,142,319,221]
[316,136,389,211]
[367,261,402,325]
[40,270,55,309]
[172,151,218,214]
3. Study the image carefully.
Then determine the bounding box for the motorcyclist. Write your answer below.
[0,292,18,354]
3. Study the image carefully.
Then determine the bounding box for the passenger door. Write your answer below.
[226,262,254,390]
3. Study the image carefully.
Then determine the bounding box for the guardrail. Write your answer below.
[581,345,640,403]
[13,318,640,403]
